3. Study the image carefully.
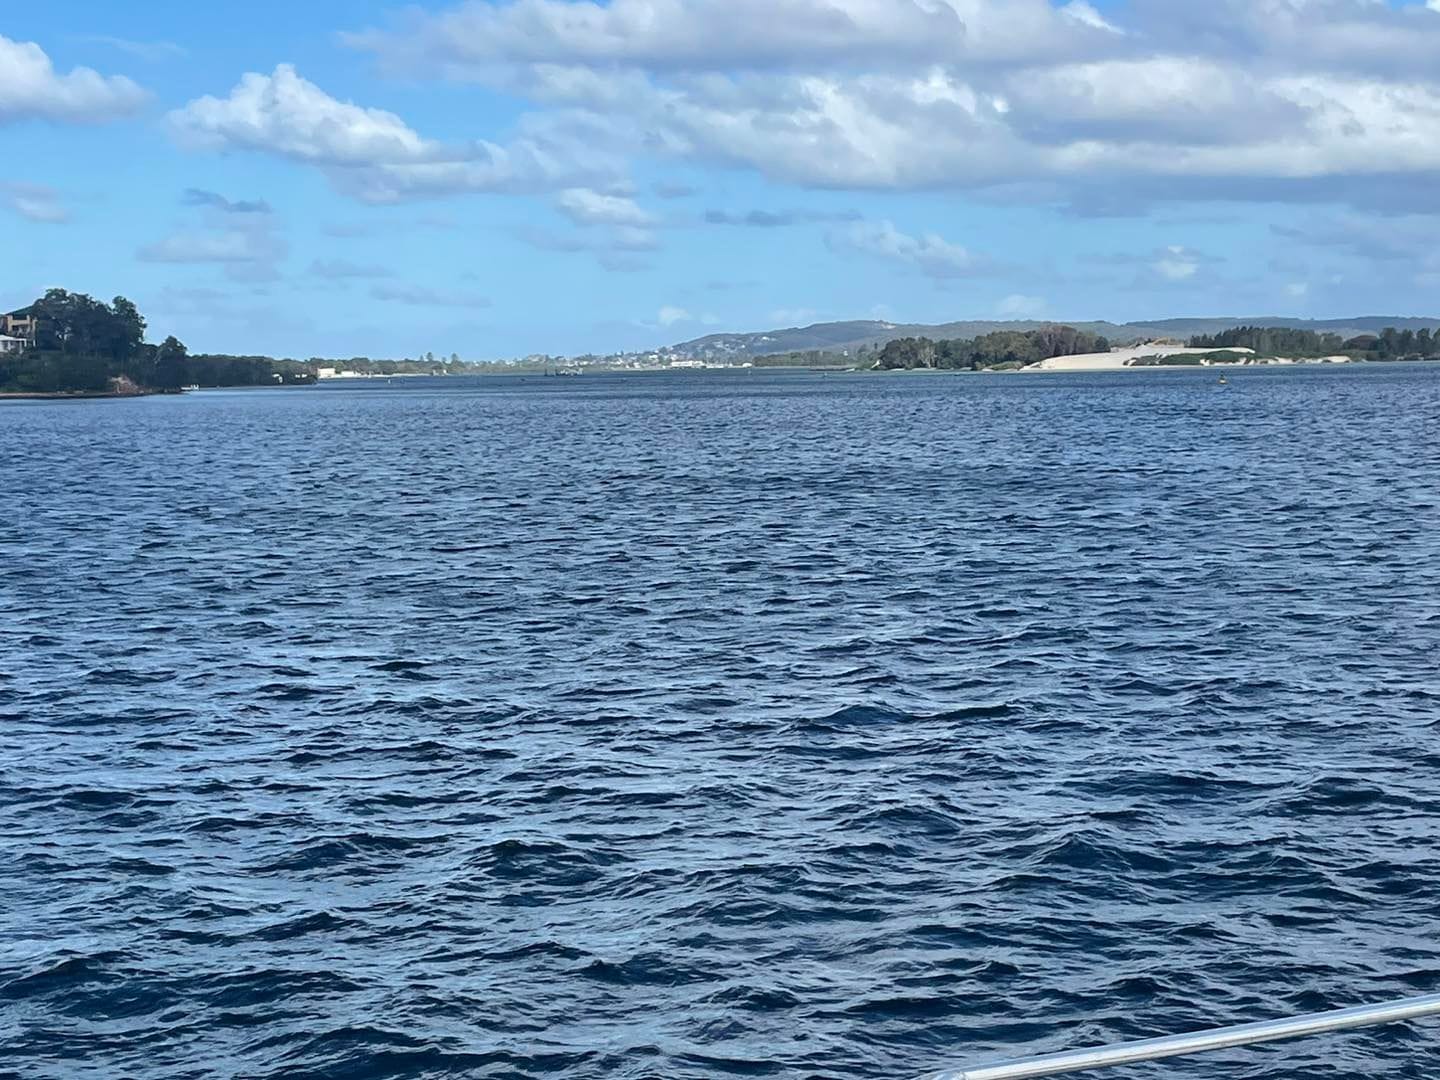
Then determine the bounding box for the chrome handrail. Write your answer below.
[918,992,1440,1080]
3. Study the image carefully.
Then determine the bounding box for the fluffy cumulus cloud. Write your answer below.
[323,0,1440,212]
[0,34,148,124]
[154,0,1440,229]
[168,64,617,202]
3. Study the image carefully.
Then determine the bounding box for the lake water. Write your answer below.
[3,366,1440,1079]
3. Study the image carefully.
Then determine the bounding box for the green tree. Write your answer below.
[154,335,189,389]
[109,296,146,360]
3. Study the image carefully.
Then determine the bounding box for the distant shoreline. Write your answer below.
[0,389,173,401]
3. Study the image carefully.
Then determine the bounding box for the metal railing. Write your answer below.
[917,992,1440,1080]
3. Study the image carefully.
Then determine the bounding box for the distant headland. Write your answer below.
[3,289,1438,397]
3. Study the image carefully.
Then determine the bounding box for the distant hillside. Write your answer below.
[666,316,1440,360]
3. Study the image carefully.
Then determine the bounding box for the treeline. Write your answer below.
[0,288,486,394]
[320,353,469,375]
[183,353,315,387]
[0,289,316,393]
[876,325,1111,370]
[1190,325,1440,360]
[754,350,859,367]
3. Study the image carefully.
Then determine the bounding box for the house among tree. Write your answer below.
[3,307,38,346]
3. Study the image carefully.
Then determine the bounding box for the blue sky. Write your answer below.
[6,0,1440,358]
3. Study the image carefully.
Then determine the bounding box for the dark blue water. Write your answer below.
[3,367,1439,1080]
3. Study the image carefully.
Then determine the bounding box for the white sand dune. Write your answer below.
[1025,345,1255,372]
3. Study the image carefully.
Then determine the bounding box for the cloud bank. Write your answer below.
[154,0,1440,226]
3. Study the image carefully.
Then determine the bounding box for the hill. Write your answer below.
[665,316,1440,361]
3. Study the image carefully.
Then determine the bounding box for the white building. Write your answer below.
[0,334,26,354]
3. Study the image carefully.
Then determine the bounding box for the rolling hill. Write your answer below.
[665,316,1440,360]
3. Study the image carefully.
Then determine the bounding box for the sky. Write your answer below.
[6,0,1440,359]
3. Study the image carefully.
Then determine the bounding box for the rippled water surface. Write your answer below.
[4,367,1440,1080]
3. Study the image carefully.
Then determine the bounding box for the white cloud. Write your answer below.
[0,34,148,124]
[332,0,1440,212]
[146,0,1440,232]
[556,187,654,227]
[169,64,613,202]
[170,64,436,165]
[348,0,1134,79]
[657,305,692,326]
[4,183,69,224]
[1130,0,1440,79]
[1154,245,1201,281]
[1000,59,1303,147]
[1059,2,1122,34]
[349,0,963,72]
[1284,282,1310,298]
[833,220,984,279]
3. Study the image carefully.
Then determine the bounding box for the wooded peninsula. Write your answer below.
[0,289,472,396]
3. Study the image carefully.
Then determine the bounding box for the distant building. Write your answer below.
[2,308,37,344]
[0,334,26,354]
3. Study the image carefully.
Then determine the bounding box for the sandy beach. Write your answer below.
[1023,346,1365,372]
[1025,345,1255,371]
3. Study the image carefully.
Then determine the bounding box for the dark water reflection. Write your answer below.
[3,366,1439,1079]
